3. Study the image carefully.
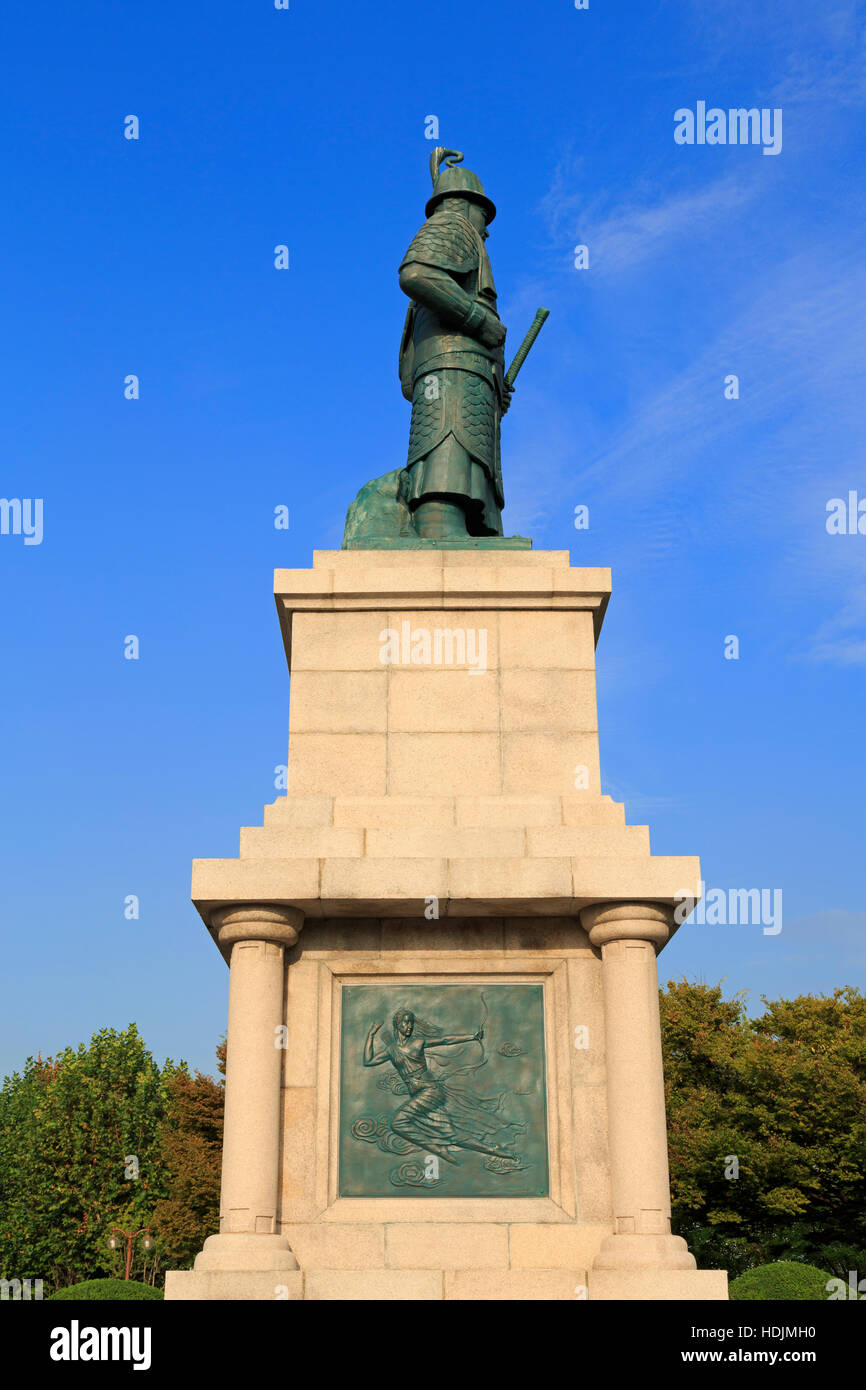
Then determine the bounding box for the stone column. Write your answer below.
[194,904,304,1276]
[580,902,695,1271]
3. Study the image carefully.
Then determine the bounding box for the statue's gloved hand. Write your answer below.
[476,310,506,350]
[501,382,514,416]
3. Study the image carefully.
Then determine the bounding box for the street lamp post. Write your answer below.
[107,1227,155,1281]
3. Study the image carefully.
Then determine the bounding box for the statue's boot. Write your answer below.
[413,499,468,539]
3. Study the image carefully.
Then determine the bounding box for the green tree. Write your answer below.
[661,981,866,1276]
[152,1042,224,1268]
[0,1024,179,1292]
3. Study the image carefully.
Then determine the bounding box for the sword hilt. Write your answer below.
[504,307,550,389]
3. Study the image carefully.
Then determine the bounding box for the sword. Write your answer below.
[504,307,550,389]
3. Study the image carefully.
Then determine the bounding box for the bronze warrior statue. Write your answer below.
[398,147,511,540]
[341,148,547,548]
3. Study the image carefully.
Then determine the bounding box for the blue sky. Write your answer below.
[2,0,864,1079]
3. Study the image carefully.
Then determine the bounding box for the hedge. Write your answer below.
[48,1278,163,1301]
[729,1261,833,1301]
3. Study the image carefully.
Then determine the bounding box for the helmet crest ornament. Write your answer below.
[425,146,496,224]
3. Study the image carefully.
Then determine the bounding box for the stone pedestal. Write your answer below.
[165,550,727,1301]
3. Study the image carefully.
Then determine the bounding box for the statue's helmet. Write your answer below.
[426,147,496,224]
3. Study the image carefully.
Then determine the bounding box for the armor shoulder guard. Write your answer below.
[399,210,479,276]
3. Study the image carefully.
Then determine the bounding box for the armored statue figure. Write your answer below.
[341,148,547,548]
[397,148,512,540]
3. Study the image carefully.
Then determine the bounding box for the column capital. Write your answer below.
[580,900,672,950]
[210,903,305,950]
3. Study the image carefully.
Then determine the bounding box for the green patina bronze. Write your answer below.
[338,983,549,1198]
[342,148,548,550]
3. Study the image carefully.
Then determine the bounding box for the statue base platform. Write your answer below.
[164,1266,727,1301]
[342,534,532,549]
[166,549,726,1302]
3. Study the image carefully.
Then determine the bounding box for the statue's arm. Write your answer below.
[399,263,504,348]
[363,1050,390,1067]
[423,1032,481,1049]
[363,1023,390,1067]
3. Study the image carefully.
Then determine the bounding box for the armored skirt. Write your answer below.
[404,362,503,536]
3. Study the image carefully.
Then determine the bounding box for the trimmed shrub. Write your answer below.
[729,1261,833,1301]
[49,1278,162,1301]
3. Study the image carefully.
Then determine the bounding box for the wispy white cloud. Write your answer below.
[580,241,866,494]
[576,176,755,277]
[678,0,866,110]
[513,5,866,662]
[517,136,866,659]
[799,581,866,665]
[784,908,866,951]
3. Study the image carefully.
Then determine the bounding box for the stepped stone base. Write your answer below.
[167,550,725,1302]
[165,1270,303,1301]
[164,1266,728,1301]
[589,1270,729,1301]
